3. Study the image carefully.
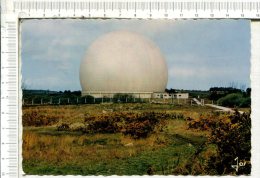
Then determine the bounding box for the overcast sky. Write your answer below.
[21,19,250,91]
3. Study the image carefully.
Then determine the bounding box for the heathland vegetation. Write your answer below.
[22,102,251,175]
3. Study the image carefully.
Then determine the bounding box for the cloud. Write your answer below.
[169,66,234,79]
[23,76,61,90]
[24,75,80,91]
[21,19,250,91]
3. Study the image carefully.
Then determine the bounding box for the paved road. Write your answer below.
[205,104,244,114]
[192,98,243,113]
[192,98,202,105]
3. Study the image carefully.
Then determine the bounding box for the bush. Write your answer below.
[82,112,175,138]
[54,112,181,139]
[186,114,220,131]
[57,123,70,131]
[122,112,159,139]
[217,93,250,107]
[23,110,60,126]
[240,97,251,107]
[86,116,120,134]
[207,111,251,175]
[187,111,251,175]
[84,113,122,134]
[69,122,86,132]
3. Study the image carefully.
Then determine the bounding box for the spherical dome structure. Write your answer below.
[80,31,168,95]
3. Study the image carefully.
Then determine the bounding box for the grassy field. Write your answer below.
[22,103,237,175]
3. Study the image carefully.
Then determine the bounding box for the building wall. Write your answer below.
[82,91,189,99]
[82,92,153,99]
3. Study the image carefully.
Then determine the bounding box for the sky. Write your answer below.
[21,19,251,91]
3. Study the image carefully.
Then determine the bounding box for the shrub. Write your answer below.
[69,122,86,132]
[23,110,60,126]
[187,111,251,175]
[240,97,251,107]
[83,112,169,138]
[86,117,120,134]
[122,120,155,139]
[122,112,159,139]
[186,114,220,131]
[217,93,250,107]
[55,112,181,139]
[57,123,70,131]
[206,111,251,175]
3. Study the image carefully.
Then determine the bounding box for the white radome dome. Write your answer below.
[80,31,168,94]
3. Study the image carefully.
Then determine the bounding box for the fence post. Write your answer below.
[85,97,86,104]
[32,99,34,105]
[68,98,69,104]
[58,98,60,105]
[41,98,43,105]
[50,98,52,104]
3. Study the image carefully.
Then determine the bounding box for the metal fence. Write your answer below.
[22,96,213,106]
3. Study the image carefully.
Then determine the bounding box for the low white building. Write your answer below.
[153,92,189,99]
